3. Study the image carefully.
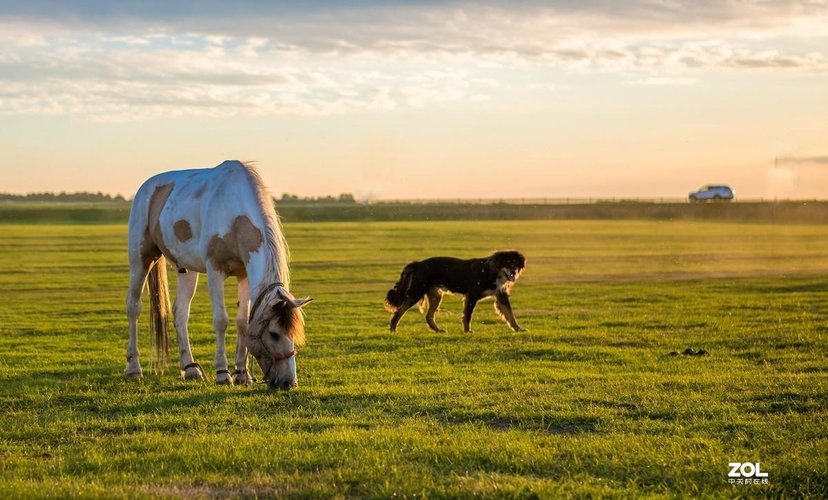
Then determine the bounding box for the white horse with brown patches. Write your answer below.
[125,160,312,390]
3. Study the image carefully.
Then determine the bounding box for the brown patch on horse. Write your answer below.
[145,183,175,260]
[138,183,174,266]
[139,228,161,267]
[173,219,193,242]
[207,215,264,276]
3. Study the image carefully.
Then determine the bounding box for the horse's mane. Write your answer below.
[239,162,290,288]
[274,298,306,346]
[239,163,305,345]
[248,285,306,346]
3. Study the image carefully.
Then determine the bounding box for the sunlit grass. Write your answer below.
[0,221,826,496]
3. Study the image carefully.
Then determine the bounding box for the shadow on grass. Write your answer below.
[498,347,615,362]
[738,281,828,294]
[748,391,827,414]
[557,335,662,348]
[486,414,602,435]
[578,398,680,423]
[311,388,606,437]
[578,398,640,412]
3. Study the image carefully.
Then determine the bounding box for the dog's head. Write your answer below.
[489,250,526,282]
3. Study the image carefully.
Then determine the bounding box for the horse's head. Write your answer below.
[247,285,312,390]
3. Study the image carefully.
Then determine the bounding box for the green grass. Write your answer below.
[1,220,826,497]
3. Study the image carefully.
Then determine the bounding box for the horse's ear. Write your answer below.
[290,297,314,308]
[270,299,288,311]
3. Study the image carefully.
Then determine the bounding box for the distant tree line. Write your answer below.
[0,191,360,205]
[277,193,357,204]
[0,191,126,202]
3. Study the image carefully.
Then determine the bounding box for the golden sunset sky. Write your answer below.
[1,1,826,199]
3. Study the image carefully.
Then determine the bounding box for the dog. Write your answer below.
[385,250,526,333]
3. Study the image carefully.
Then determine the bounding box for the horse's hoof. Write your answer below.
[125,371,143,379]
[216,375,233,385]
[232,369,254,386]
[183,366,206,381]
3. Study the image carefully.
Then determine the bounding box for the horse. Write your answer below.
[124,160,312,390]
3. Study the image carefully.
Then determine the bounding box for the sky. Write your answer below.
[0,0,826,200]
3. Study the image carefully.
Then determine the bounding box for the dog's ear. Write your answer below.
[510,251,526,269]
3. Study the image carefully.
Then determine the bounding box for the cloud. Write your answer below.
[0,30,481,120]
[764,155,828,200]
[778,155,828,165]
[3,1,826,46]
[0,1,826,119]
[1,1,824,30]
[629,76,697,85]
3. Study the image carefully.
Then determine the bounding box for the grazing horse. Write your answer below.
[125,160,312,390]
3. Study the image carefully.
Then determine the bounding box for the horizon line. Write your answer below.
[2,193,827,204]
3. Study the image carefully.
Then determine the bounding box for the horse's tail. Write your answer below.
[385,263,416,312]
[147,256,171,367]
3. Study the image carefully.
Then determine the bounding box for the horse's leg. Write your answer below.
[125,257,149,378]
[233,276,252,386]
[174,270,205,381]
[206,265,232,385]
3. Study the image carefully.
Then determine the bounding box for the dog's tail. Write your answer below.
[385,263,416,312]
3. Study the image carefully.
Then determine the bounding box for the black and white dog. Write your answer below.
[385,250,526,333]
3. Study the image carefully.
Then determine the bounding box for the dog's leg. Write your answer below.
[390,298,419,332]
[495,291,523,332]
[462,294,481,333]
[425,288,445,333]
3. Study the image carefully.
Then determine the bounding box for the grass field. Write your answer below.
[3,200,828,225]
[1,220,827,497]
